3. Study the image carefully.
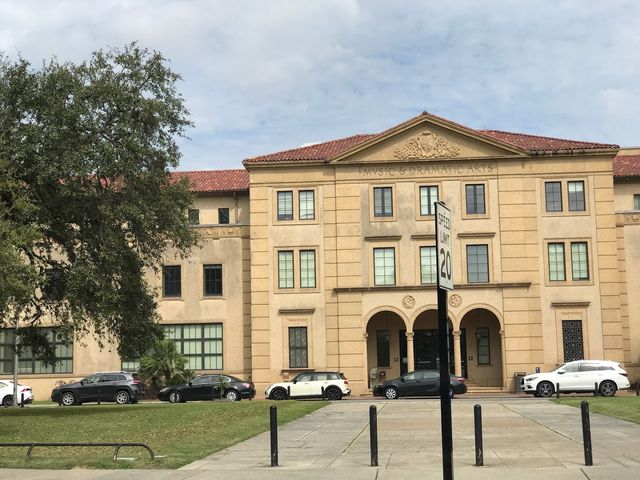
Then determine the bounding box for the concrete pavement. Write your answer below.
[1,397,639,479]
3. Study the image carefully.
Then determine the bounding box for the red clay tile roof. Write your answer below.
[613,154,640,177]
[171,169,249,193]
[478,130,618,151]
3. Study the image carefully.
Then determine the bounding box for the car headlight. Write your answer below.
[159,387,169,393]
[525,376,538,382]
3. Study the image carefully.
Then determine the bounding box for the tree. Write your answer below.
[0,43,198,363]
[139,340,192,389]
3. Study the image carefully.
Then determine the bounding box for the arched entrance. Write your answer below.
[459,308,503,387]
[409,310,457,376]
[366,311,406,386]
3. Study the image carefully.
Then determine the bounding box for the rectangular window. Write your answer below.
[278,251,294,288]
[419,185,438,216]
[289,327,308,368]
[568,181,585,211]
[165,323,223,370]
[634,194,640,211]
[299,250,316,288]
[299,190,315,220]
[548,243,566,281]
[466,244,489,283]
[0,328,73,374]
[277,191,293,220]
[545,182,562,212]
[571,242,589,280]
[203,264,223,296]
[218,208,230,224]
[373,187,393,217]
[376,330,390,367]
[476,327,490,365]
[562,320,584,362]
[163,265,181,297]
[419,246,437,284]
[188,208,200,225]
[373,247,396,285]
[465,184,486,215]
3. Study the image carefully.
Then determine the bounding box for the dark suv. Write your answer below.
[51,372,142,406]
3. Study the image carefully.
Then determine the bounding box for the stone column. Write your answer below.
[452,330,462,377]
[406,331,415,372]
[499,329,507,391]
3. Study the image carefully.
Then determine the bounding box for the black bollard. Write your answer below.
[556,383,560,399]
[321,387,325,400]
[636,382,639,397]
[369,405,378,467]
[474,404,483,466]
[20,393,24,408]
[98,389,101,405]
[594,382,598,396]
[581,401,593,466]
[286,386,291,400]
[270,405,278,466]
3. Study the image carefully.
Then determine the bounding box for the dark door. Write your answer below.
[398,372,421,396]
[98,374,123,401]
[78,374,101,402]
[460,328,468,378]
[187,375,213,400]
[399,330,408,375]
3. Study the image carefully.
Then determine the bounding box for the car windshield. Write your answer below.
[550,364,567,372]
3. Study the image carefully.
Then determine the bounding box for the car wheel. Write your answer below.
[225,390,240,401]
[325,387,342,401]
[271,388,287,401]
[384,387,398,400]
[2,395,13,408]
[537,381,554,398]
[599,380,617,397]
[61,391,76,406]
[115,390,131,404]
[168,391,182,403]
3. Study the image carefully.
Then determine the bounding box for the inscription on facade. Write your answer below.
[624,213,640,225]
[359,162,495,178]
[199,226,245,238]
[394,131,461,159]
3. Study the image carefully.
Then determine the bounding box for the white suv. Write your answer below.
[266,371,351,400]
[521,360,630,397]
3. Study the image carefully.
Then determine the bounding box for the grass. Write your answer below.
[554,396,640,424]
[0,400,326,469]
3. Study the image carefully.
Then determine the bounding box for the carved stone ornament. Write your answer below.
[394,131,461,160]
[448,294,462,308]
[402,295,416,309]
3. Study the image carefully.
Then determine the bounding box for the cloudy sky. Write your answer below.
[1,1,638,170]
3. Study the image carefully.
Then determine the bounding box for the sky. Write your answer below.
[1,0,638,171]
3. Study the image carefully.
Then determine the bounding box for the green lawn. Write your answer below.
[0,400,326,469]
[555,396,640,424]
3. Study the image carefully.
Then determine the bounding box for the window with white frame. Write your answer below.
[545,182,562,212]
[0,328,72,374]
[548,242,566,281]
[634,194,640,211]
[299,190,315,220]
[299,250,316,288]
[373,187,393,217]
[466,244,489,283]
[277,191,294,220]
[278,251,294,288]
[568,181,585,211]
[373,247,396,285]
[570,242,589,280]
[419,185,438,216]
[465,184,485,215]
[419,246,437,284]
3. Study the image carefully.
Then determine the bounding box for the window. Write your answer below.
[419,186,438,216]
[203,264,223,296]
[562,320,584,362]
[0,328,72,374]
[476,328,490,365]
[218,208,230,224]
[570,242,589,280]
[373,187,393,217]
[289,327,308,368]
[634,194,640,211]
[568,181,585,211]
[299,190,315,220]
[299,250,316,288]
[163,265,181,297]
[373,247,396,285]
[466,244,489,283]
[465,184,485,215]
[376,330,390,367]
[188,208,200,225]
[277,191,293,220]
[164,323,223,370]
[545,182,562,212]
[548,243,566,281]
[278,251,294,288]
[419,246,437,284]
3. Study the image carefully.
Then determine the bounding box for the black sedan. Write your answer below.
[373,370,467,399]
[158,374,255,403]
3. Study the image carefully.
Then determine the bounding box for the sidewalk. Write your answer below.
[1,398,639,479]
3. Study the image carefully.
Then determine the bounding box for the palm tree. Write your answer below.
[139,340,192,389]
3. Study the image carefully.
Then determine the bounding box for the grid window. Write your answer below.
[545,182,562,212]
[420,246,437,284]
[289,327,308,368]
[571,242,589,280]
[299,190,315,220]
[373,187,393,217]
[163,266,181,297]
[634,194,640,211]
[188,209,200,225]
[466,244,489,283]
[165,323,222,370]
[204,264,223,296]
[465,184,485,215]
[218,208,230,224]
[0,328,72,374]
[373,248,396,285]
[476,327,490,365]
[568,181,585,211]
[376,330,390,367]
[548,243,566,281]
[299,250,316,288]
[419,186,439,216]
[277,191,293,220]
[278,251,294,288]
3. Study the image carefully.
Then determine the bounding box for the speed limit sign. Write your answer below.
[435,202,453,291]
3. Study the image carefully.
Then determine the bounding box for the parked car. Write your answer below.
[373,370,467,399]
[158,374,256,403]
[1,380,34,407]
[51,371,142,406]
[266,372,351,400]
[521,360,631,397]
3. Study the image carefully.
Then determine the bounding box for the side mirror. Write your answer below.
[80,380,85,385]
[292,379,297,384]
[188,381,193,386]
[400,377,405,383]
[557,371,565,375]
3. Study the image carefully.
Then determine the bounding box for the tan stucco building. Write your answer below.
[3,112,640,399]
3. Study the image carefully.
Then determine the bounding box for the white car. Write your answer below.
[0,380,34,407]
[266,371,351,400]
[521,360,630,397]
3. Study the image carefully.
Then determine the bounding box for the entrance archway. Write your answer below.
[409,310,456,375]
[459,308,503,387]
[366,311,406,387]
